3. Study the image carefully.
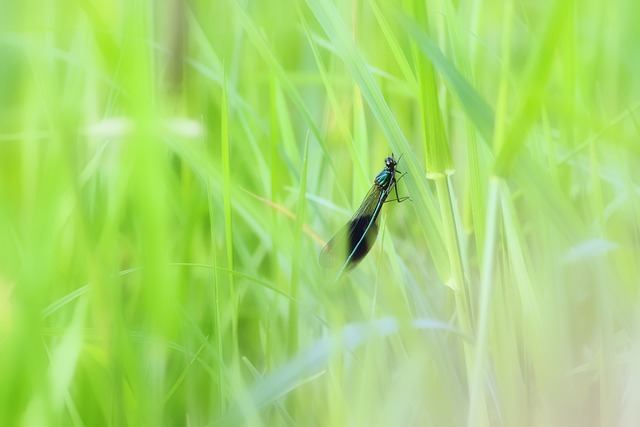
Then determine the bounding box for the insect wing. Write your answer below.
[319,221,351,268]
[319,215,380,270]
[319,184,387,270]
[319,154,404,274]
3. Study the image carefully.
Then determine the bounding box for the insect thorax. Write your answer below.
[374,169,394,188]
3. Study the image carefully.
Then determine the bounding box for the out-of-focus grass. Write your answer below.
[1,0,639,425]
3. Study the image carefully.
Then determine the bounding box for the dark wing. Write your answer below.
[319,215,380,270]
[319,183,389,270]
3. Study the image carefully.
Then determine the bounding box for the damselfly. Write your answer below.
[319,154,408,278]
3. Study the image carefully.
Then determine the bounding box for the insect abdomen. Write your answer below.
[346,215,380,269]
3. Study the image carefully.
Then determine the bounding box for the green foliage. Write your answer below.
[1,0,639,425]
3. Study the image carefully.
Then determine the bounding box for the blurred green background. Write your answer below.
[1,0,639,425]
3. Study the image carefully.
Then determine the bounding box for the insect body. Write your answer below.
[319,154,408,278]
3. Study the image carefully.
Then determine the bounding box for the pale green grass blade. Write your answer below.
[228,0,348,203]
[295,4,368,183]
[45,297,87,415]
[494,0,575,174]
[409,3,454,177]
[439,0,490,259]
[391,7,495,143]
[417,61,455,176]
[468,178,501,426]
[288,135,309,356]
[512,155,585,241]
[368,0,418,92]
[218,317,460,424]
[220,66,238,356]
[206,114,224,415]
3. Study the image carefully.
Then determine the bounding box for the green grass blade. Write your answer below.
[391,7,495,143]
